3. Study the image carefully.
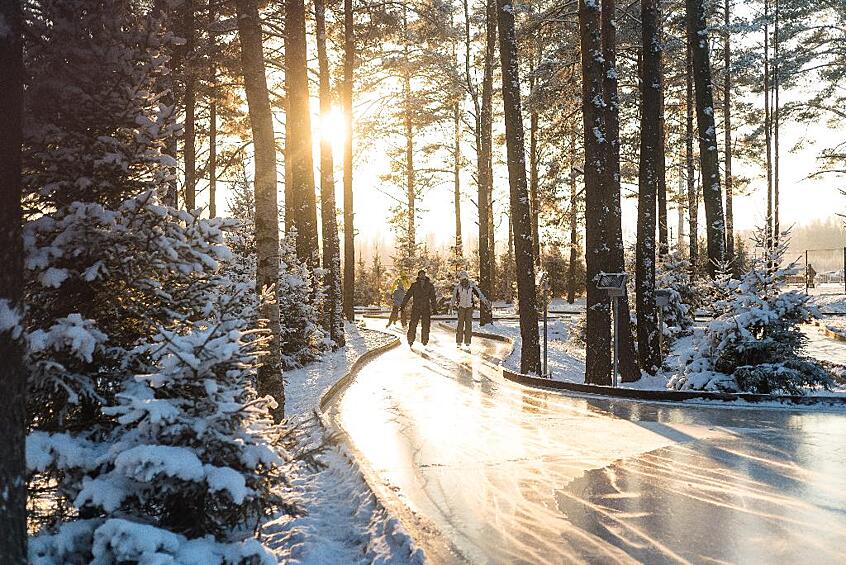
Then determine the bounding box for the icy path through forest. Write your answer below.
[329,321,846,564]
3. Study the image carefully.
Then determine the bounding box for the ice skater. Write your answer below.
[386,280,407,328]
[400,269,437,348]
[451,270,489,349]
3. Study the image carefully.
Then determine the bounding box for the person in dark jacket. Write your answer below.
[387,280,407,328]
[400,269,438,347]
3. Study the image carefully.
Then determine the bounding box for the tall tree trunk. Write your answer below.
[286,0,319,267]
[602,0,640,382]
[686,43,698,273]
[677,142,685,251]
[342,0,355,321]
[496,0,541,374]
[155,0,179,207]
[773,0,780,243]
[315,0,345,347]
[402,7,415,262]
[528,60,540,264]
[686,0,726,275]
[579,0,612,385]
[184,0,196,209]
[453,100,462,255]
[529,108,539,263]
[637,0,662,373]
[764,0,772,251]
[208,0,217,217]
[656,33,668,257]
[0,1,26,560]
[723,0,733,261]
[478,0,496,325]
[236,0,284,418]
[567,129,579,305]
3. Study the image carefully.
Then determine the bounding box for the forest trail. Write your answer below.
[328,321,846,564]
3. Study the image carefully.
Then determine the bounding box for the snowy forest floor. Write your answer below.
[453,317,846,398]
[261,322,422,564]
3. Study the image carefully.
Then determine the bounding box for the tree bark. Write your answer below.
[286,0,319,267]
[529,106,540,264]
[0,1,26,560]
[656,31,668,257]
[579,0,612,385]
[567,130,579,305]
[686,0,726,275]
[764,0,772,251]
[496,0,541,374]
[602,0,640,382]
[154,0,179,207]
[723,0,733,261]
[184,0,196,210]
[342,0,355,321]
[453,100,462,255]
[235,0,284,418]
[637,0,662,373]
[315,0,345,347]
[773,0,780,243]
[402,8,416,261]
[208,0,217,218]
[686,43,698,273]
[478,0,496,325]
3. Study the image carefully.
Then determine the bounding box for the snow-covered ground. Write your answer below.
[469,318,846,397]
[810,291,846,313]
[261,322,423,564]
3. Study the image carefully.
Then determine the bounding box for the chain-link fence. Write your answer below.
[789,248,846,295]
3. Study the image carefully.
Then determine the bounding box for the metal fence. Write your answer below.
[790,248,846,295]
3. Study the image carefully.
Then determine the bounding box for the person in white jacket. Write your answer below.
[451,270,489,348]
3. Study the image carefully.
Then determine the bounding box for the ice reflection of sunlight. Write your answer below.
[333,323,846,564]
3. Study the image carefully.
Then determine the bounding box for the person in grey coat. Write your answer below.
[387,281,407,328]
[451,270,489,348]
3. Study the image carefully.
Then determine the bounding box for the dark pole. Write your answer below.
[805,250,809,294]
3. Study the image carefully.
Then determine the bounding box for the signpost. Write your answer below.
[595,272,627,387]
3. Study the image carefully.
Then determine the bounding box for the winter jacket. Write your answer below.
[452,281,487,309]
[400,276,437,314]
[391,287,406,306]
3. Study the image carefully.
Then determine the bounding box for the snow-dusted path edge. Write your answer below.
[443,321,846,411]
[261,323,425,564]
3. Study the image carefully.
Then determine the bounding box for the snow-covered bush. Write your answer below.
[28,298,288,562]
[21,3,294,554]
[279,234,330,367]
[655,253,699,344]
[669,228,833,394]
[24,193,241,432]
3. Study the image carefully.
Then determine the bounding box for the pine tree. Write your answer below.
[235,0,284,417]
[579,0,612,385]
[478,0,497,326]
[342,0,356,322]
[669,227,833,395]
[497,0,541,375]
[602,0,640,382]
[686,0,726,275]
[636,0,664,373]
[285,0,320,268]
[315,0,345,347]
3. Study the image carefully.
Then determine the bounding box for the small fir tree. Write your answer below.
[669,227,833,394]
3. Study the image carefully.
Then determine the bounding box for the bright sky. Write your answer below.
[204,70,844,263]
